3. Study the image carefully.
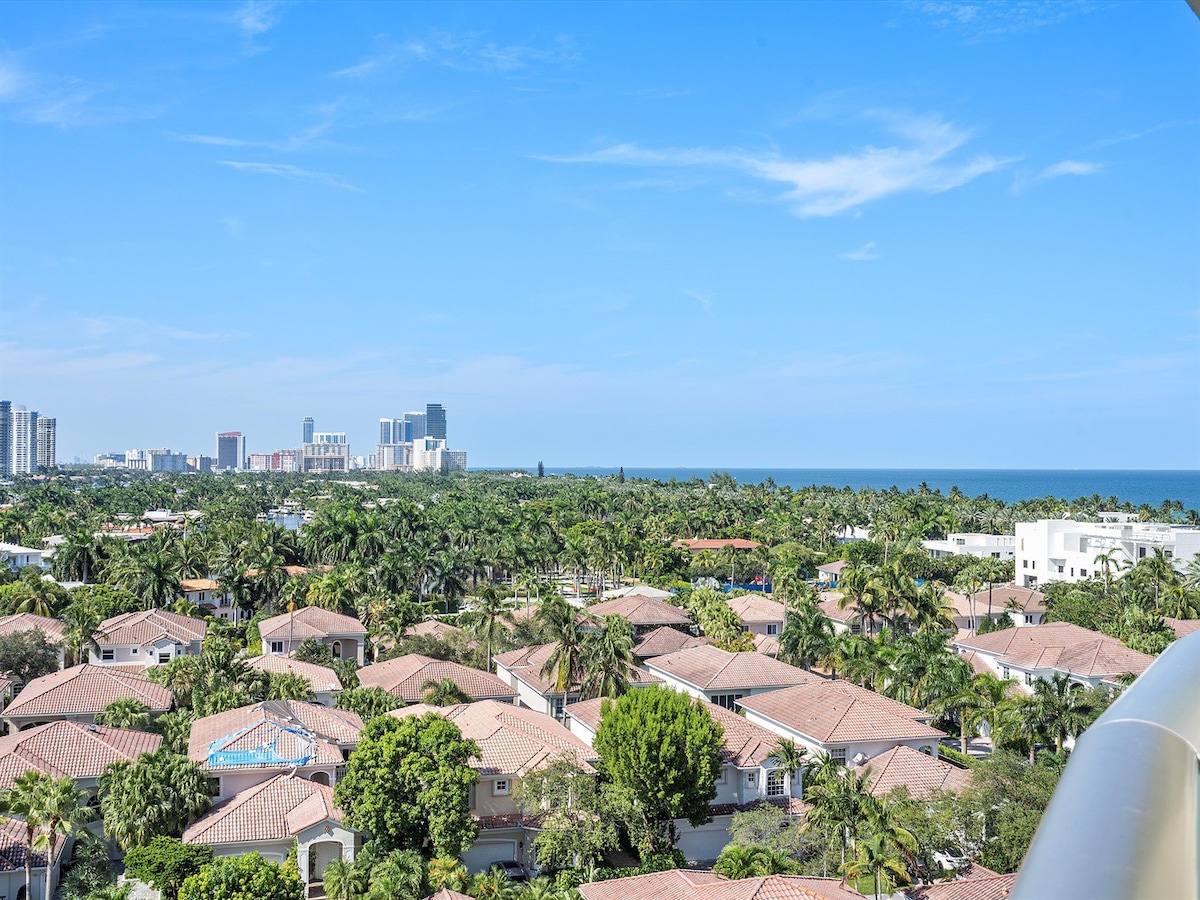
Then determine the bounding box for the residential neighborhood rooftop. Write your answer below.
[646,644,817,692]
[954,622,1154,681]
[404,619,463,640]
[94,609,207,647]
[0,720,162,789]
[245,654,343,694]
[726,594,786,624]
[258,607,367,640]
[738,681,945,746]
[494,642,661,695]
[904,872,1018,900]
[578,869,865,900]
[4,664,174,721]
[632,625,710,658]
[853,745,971,798]
[189,700,363,771]
[391,699,598,776]
[357,654,516,703]
[587,594,693,628]
[0,611,68,644]
[182,772,344,846]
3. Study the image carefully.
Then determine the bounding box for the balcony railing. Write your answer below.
[1012,629,1200,900]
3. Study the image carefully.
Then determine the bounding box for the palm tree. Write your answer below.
[1026,672,1095,754]
[111,550,181,610]
[779,600,837,671]
[579,615,635,700]
[53,527,106,583]
[461,589,515,671]
[841,830,909,900]
[95,697,151,729]
[322,856,368,900]
[538,596,585,717]
[770,738,807,798]
[837,568,890,637]
[366,849,425,900]
[422,678,471,706]
[267,672,315,701]
[0,770,48,900]
[425,857,468,893]
[33,776,95,900]
[713,844,763,879]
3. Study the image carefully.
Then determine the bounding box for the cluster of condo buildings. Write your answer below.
[87,404,469,476]
[0,400,57,475]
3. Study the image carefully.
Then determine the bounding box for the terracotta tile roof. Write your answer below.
[958,651,993,678]
[753,633,781,657]
[727,595,786,624]
[853,745,970,798]
[0,720,161,789]
[189,700,363,771]
[0,613,68,645]
[587,595,693,628]
[738,681,945,746]
[905,873,1017,900]
[566,697,783,768]
[817,561,848,575]
[645,645,816,692]
[424,891,474,900]
[579,869,865,900]
[357,654,516,703]
[183,773,346,845]
[494,643,660,695]
[245,655,342,694]
[258,607,367,640]
[954,622,1153,680]
[391,699,598,776]
[1165,618,1200,639]
[817,596,856,624]
[633,626,710,658]
[673,539,763,551]
[405,620,463,640]
[0,816,62,872]
[180,577,221,592]
[95,609,206,648]
[5,664,174,720]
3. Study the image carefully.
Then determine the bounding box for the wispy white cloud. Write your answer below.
[541,112,1010,217]
[0,52,161,128]
[910,1,1097,41]
[217,160,363,192]
[839,242,879,261]
[231,1,285,36]
[683,290,713,311]
[332,31,579,80]
[1012,158,1106,193]
[1087,119,1200,150]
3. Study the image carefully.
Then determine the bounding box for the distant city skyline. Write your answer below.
[2,3,1197,469]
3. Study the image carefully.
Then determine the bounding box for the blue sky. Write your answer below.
[2,1,1197,469]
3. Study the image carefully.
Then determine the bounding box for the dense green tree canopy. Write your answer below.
[177,853,303,900]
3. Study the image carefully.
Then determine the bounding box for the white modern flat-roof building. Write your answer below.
[1014,519,1200,588]
[923,533,1016,560]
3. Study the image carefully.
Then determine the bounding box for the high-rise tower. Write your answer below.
[302,416,314,444]
[11,406,38,474]
[36,418,56,470]
[426,403,447,440]
[216,432,246,471]
[0,401,11,476]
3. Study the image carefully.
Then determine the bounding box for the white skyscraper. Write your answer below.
[36,418,56,470]
[11,406,38,474]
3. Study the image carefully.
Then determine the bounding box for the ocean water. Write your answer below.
[523,468,1200,512]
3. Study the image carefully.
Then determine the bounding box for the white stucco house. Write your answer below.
[0,542,49,573]
[952,622,1154,692]
[390,700,598,875]
[726,594,786,639]
[641,644,816,710]
[90,609,206,668]
[493,642,659,719]
[183,773,362,892]
[258,608,368,665]
[4,664,174,731]
[567,696,806,863]
[923,533,1016,561]
[1014,518,1200,589]
[738,680,946,768]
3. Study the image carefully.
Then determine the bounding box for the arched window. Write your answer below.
[310,772,330,786]
[331,641,342,659]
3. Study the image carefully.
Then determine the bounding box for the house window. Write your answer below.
[1023,560,1028,569]
[767,771,787,797]
[739,625,750,633]
[1025,672,1034,685]
[1080,569,1087,577]
[746,772,757,787]
[1070,568,1074,576]
[158,652,170,664]
[468,784,476,809]
[1058,565,1064,573]
[270,641,284,654]
[711,694,745,710]
[131,648,138,655]
[830,748,847,765]
[493,779,510,796]
[991,552,1001,559]
[1024,615,1034,625]
[100,649,114,661]
[1031,561,1035,570]
[850,624,862,635]
[1002,666,1011,680]
[1138,547,1147,559]
[332,641,343,658]
[718,768,728,784]
[766,624,779,636]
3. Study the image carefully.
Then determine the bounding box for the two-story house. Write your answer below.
[91,609,206,668]
[390,700,598,874]
[258,608,368,665]
[641,644,817,710]
[245,655,343,706]
[493,642,660,719]
[4,664,174,731]
[585,595,694,637]
[357,654,516,704]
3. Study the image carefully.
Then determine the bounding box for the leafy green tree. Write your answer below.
[334,713,480,858]
[425,857,468,893]
[100,751,214,850]
[1,770,52,900]
[123,836,213,900]
[177,853,303,900]
[592,686,723,853]
[95,697,152,729]
[336,686,403,720]
[959,750,1061,873]
[0,628,61,683]
[365,849,425,900]
[321,857,368,900]
[266,671,315,701]
[515,758,621,870]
